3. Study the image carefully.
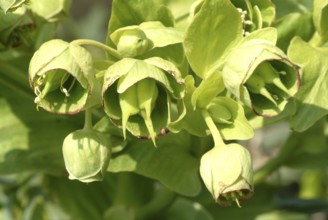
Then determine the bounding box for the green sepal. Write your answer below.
[62,128,112,183]
[28,0,72,22]
[206,97,254,140]
[29,39,99,114]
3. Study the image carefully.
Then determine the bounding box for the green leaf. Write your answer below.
[107,131,201,196]
[313,0,328,42]
[162,198,214,220]
[288,37,328,131]
[45,175,114,220]
[274,12,315,52]
[0,82,82,175]
[183,0,243,78]
[104,206,135,220]
[106,0,174,46]
[283,120,328,169]
[272,0,312,19]
[255,210,308,220]
[208,97,254,140]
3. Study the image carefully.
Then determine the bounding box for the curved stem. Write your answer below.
[135,188,176,220]
[202,109,225,146]
[71,39,122,59]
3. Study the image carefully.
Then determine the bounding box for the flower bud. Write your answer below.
[116,29,153,58]
[110,21,183,58]
[200,143,253,207]
[62,129,111,183]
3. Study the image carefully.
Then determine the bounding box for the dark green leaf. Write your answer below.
[108,131,201,196]
[288,37,328,131]
[184,0,243,78]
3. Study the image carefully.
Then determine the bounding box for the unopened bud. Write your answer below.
[62,129,111,183]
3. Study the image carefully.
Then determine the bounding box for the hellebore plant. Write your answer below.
[7,0,328,218]
[26,0,299,205]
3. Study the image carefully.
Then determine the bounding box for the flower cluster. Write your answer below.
[26,0,301,208]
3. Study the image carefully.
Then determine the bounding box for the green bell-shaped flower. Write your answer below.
[29,39,100,114]
[244,60,299,116]
[62,128,111,183]
[200,143,254,207]
[222,31,300,117]
[102,57,185,145]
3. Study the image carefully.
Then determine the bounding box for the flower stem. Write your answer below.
[71,39,122,59]
[83,109,93,130]
[202,109,225,146]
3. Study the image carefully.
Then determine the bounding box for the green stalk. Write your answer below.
[83,109,93,130]
[135,188,176,220]
[202,109,225,147]
[71,39,122,59]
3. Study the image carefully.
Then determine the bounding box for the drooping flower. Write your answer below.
[200,143,253,207]
[29,39,100,114]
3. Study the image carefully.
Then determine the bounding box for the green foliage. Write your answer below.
[1,0,328,219]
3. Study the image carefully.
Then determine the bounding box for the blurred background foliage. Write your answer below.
[1,0,328,219]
